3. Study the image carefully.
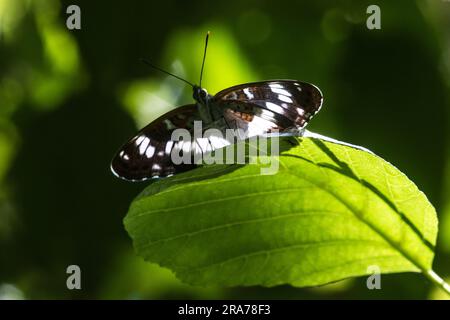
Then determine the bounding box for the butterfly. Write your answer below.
[111,33,323,181]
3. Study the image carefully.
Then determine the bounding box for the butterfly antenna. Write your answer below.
[199,31,210,87]
[140,58,194,87]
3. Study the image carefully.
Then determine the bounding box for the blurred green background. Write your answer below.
[0,0,449,299]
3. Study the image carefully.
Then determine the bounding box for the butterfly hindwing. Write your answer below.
[216,100,293,138]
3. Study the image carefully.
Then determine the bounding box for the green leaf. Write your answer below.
[124,137,438,287]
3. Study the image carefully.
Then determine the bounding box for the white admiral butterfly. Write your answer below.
[111,32,323,181]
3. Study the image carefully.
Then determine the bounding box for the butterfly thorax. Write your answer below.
[193,85,216,124]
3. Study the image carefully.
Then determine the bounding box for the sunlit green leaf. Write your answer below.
[124,137,437,287]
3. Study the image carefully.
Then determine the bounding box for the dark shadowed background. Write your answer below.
[0,0,450,299]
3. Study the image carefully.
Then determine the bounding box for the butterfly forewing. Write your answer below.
[111,104,236,181]
[213,80,323,129]
[111,105,198,181]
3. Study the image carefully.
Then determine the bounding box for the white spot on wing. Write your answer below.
[145,145,155,158]
[296,108,305,116]
[271,88,291,96]
[165,141,174,154]
[138,137,150,155]
[278,94,293,103]
[243,88,254,99]
[246,116,277,137]
[265,101,285,114]
[135,136,145,145]
[269,83,283,89]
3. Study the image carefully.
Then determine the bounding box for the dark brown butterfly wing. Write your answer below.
[111,105,286,182]
[111,104,232,181]
[213,80,323,130]
[111,105,197,181]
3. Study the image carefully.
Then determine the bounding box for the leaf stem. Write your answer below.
[424,270,450,297]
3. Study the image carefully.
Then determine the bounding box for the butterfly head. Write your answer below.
[193,85,210,105]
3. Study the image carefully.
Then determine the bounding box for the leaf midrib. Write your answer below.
[138,210,353,248]
[128,186,313,220]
